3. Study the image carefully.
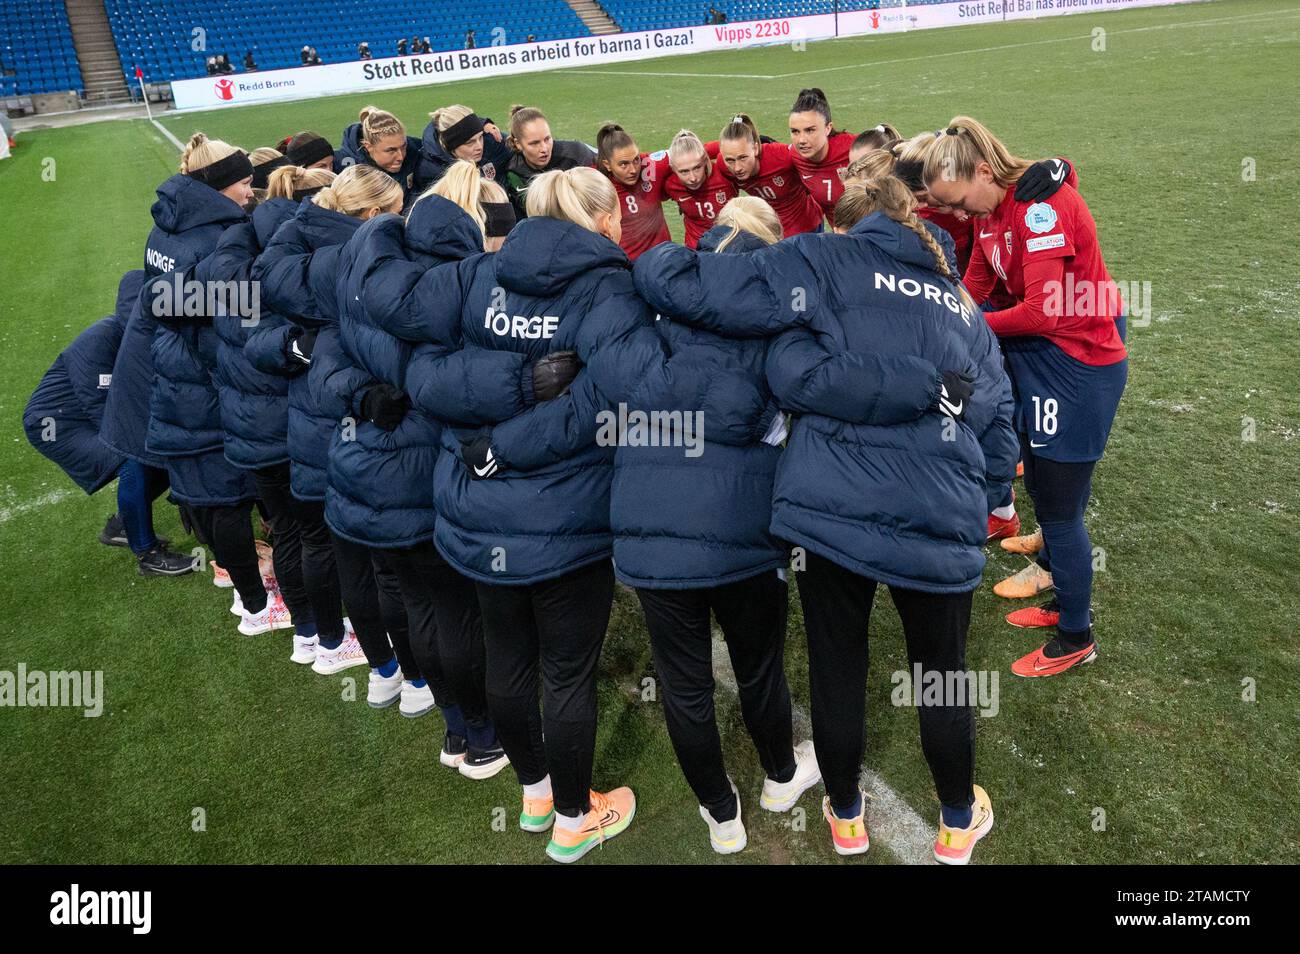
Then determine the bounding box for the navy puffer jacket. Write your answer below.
[361,215,752,585]
[251,200,365,501]
[209,197,300,469]
[99,280,162,466]
[414,119,512,193]
[610,226,790,590]
[325,194,483,547]
[25,270,142,493]
[142,174,247,462]
[338,122,425,210]
[634,213,1018,594]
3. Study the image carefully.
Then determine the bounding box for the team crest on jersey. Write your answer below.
[1024,202,1058,235]
[640,179,652,193]
[773,175,784,187]
[481,163,496,181]
[1005,230,1013,255]
[715,190,727,204]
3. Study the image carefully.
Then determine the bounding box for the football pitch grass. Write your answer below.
[1,0,1296,864]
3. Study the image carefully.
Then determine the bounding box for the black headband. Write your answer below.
[287,135,335,168]
[293,186,327,201]
[251,154,291,190]
[442,112,485,152]
[483,201,516,238]
[188,150,254,191]
[893,159,924,193]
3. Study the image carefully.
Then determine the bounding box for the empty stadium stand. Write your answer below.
[0,1,83,97]
[1,0,938,107]
[104,0,593,87]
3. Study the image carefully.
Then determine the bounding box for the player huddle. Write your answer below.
[24,86,1128,864]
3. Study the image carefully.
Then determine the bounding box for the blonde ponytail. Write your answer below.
[179,132,240,174]
[265,164,336,200]
[712,195,782,251]
[418,159,511,240]
[922,116,1032,189]
[525,166,617,233]
[313,164,403,218]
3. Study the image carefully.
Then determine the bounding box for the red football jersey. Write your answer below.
[717,141,824,237]
[610,155,670,261]
[791,130,854,215]
[966,180,1126,366]
[652,151,739,249]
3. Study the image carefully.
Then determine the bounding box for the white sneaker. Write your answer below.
[237,595,293,636]
[311,633,369,675]
[400,680,436,718]
[367,667,404,708]
[699,779,747,855]
[229,580,277,616]
[290,634,318,665]
[760,739,822,812]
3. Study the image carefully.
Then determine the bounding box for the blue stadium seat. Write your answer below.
[102,0,595,83]
[0,0,81,95]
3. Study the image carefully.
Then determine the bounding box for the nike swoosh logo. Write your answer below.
[1034,649,1089,671]
[979,230,993,239]
[473,462,495,477]
[947,401,963,416]
[1050,161,1066,183]
[582,809,621,834]
[1030,440,1047,448]
[801,174,813,180]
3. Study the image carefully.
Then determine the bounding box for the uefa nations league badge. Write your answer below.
[1024,202,1059,235]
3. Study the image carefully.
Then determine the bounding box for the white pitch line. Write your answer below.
[151,117,184,151]
[560,6,1300,83]
[710,636,937,865]
[556,68,777,78]
[768,7,1300,78]
[0,489,76,525]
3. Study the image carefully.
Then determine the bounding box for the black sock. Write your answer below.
[1044,625,1093,658]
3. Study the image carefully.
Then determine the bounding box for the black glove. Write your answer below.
[1014,158,1071,203]
[933,370,975,423]
[359,384,410,431]
[460,435,501,479]
[530,350,581,402]
[286,327,318,365]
